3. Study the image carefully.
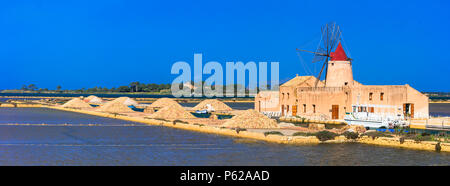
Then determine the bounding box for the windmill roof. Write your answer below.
[330,42,348,61]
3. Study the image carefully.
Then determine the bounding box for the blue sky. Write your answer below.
[1,0,449,92]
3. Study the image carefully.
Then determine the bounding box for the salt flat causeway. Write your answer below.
[0,108,448,166]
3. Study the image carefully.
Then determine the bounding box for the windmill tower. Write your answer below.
[296,22,353,87]
[325,42,353,87]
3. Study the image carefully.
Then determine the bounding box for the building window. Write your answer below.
[380,92,384,101]
[313,105,316,113]
[287,93,289,99]
[369,92,373,101]
[282,93,284,99]
[303,104,306,113]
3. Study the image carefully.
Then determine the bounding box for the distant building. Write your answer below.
[255,42,429,120]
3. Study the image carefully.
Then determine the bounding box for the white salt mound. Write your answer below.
[111,97,138,106]
[62,98,93,109]
[222,109,279,129]
[193,99,232,111]
[150,104,195,119]
[96,101,134,113]
[84,95,103,104]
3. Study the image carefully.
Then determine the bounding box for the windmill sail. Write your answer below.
[296,22,344,87]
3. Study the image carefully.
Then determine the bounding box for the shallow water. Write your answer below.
[0,108,449,165]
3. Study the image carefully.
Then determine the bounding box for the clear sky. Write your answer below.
[1,0,449,92]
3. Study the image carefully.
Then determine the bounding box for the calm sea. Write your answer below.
[0,107,448,166]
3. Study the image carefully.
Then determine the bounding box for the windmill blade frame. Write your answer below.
[296,22,344,88]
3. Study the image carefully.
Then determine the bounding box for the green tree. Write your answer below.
[28,84,37,91]
[56,85,62,91]
[130,82,141,92]
[118,86,131,92]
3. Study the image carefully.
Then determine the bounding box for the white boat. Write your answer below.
[345,115,387,129]
[344,112,407,129]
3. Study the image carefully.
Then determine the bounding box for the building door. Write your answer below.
[292,105,297,116]
[403,103,414,118]
[332,105,339,119]
[403,104,407,116]
[281,105,284,116]
[258,101,261,112]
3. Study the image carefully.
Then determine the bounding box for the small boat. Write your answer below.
[195,110,208,114]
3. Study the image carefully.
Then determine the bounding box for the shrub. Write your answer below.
[193,123,204,127]
[301,118,306,123]
[399,137,405,144]
[173,119,188,124]
[235,128,247,134]
[436,142,441,152]
[343,131,359,140]
[315,131,338,142]
[292,132,316,137]
[264,131,284,136]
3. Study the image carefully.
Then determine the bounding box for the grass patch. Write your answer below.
[153,118,170,122]
[363,131,393,139]
[235,128,247,134]
[403,133,434,142]
[172,119,188,124]
[292,132,316,137]
[264,131,284,136]
[193,123,205,127]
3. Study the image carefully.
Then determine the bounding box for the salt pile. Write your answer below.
[193,99,232,111]
[62,98,93,109]
[150,103,195,119]
[84,95,103,104]
[149,98,179,108]
[145,98,181,113]
[111,97,138,106]
[96,101,134,113]
[221,109,279,129]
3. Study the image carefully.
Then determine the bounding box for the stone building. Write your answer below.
[255,42,429,120]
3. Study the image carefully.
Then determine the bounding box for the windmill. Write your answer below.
[296,22,351,87]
